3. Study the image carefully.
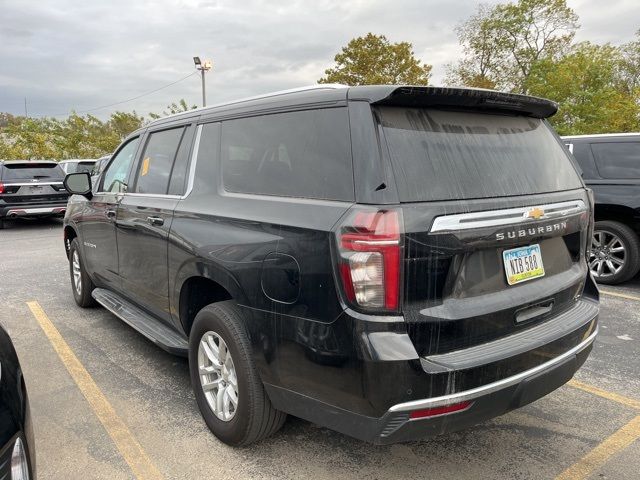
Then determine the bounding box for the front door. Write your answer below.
[82,136,140,290]
[116,125,191,322]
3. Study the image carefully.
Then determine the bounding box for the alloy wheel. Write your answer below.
[589,229,626,279]
[198,331,239,422]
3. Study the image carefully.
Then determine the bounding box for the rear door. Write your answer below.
[82,137,140,289]
[116,124,194,321]
[375,107,590,357]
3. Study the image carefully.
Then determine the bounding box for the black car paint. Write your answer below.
[64,85,598,444]
[0,324,35,478]
[563,135,640,229]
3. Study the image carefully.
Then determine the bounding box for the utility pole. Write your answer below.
[24,97,28,117]
[193,57,213,107]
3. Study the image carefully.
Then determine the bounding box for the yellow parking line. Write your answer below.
[27,301,165,480]
[555,415,640,480]
[600,289,640,302]
[568,380,640,411]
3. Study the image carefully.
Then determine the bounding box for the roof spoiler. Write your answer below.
[368,86,558,119]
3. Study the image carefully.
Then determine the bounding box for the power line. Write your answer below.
[35,71,199,118]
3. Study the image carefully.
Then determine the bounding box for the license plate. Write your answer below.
[24,186,43,194]
[502,244,545,285]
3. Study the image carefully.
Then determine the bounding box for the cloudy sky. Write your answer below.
[0,0,637,119]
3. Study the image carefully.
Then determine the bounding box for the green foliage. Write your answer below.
[447,0,578,93]
[0,100,194,160]
[447,0,639,134]
[319,33,432,86]
[526,43,640,135]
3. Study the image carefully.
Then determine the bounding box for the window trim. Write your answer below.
[129,125,186,195]
[121,124,202,200]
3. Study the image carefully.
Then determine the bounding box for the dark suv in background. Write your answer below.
[0,160,69,229]
[563,133,640,284]
[63,85,599,446]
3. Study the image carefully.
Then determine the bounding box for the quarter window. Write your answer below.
[134,127,185,194]
[592,142,640,179]
[101,137,140,193]
[219,108,354,201]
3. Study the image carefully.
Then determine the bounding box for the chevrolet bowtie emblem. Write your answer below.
[524,207,545,220]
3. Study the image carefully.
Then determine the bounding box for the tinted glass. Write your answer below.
[168,126,192,195]
[592,142,640,179]
[65,162,96,174]
[134,128,184,194]
[92,157,109,176]
[378,107,583,202]
[1,163,64,181]
[102,137,139,193]
[220,108,354,201]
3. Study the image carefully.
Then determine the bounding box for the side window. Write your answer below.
[168,125,193,195]
[101,137,140,193]
[134,127,185,194]
[220,108,354,201]
[592,142,640,179]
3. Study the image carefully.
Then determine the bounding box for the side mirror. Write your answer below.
[64,172,92,198]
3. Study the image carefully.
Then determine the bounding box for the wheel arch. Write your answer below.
[593,204,640,233]
[63,224,79,259]
[175,264,249,337]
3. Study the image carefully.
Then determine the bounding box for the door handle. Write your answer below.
[146,216,164,226]
[105,209,116,219]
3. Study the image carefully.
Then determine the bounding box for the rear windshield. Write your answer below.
[377,107,583,202]
[1,163,65,181]
[66,161,96,174]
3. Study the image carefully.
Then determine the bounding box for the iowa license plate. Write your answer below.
[503,244,545,285]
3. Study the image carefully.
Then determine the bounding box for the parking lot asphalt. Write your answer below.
[1,218,639,480]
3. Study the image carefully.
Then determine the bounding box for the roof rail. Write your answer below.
[561,132,640,139]
[157,84,348,122]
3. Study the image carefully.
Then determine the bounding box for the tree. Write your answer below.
[318,33,432,86]
[618,30,640,95]
[448,0,579,93]
[526,42,640,134]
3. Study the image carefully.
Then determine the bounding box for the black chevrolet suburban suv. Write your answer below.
[562,133,640,284]
[63,85,599,446]
[0,160,69,229]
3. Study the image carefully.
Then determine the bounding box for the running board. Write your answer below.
[92,288,188,356]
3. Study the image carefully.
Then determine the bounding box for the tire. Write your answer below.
[0,219,4,230]
[68,238,97,307]
[189,301,286,446]
[589,220,640,285]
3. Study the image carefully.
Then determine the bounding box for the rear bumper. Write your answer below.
[0,203,67,218]
[266,327,596,444]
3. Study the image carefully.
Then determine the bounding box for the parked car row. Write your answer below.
[0,156,109,229]
[62,85,601,446]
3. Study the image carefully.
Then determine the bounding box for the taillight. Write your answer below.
[335,208,402,312]
[0,182,4,194]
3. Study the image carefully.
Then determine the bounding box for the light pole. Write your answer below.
[193,56,213,107]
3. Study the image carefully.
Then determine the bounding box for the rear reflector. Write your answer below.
[409,401,473,420]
